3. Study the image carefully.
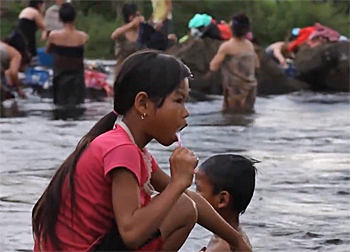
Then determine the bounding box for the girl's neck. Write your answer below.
[122,115,151,150]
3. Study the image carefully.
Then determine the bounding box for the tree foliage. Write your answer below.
[1,0,349,58]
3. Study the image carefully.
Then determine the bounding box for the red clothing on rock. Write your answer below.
[289,26,315,52]
[34,125,159,251]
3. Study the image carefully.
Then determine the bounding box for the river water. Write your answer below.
[0,91,349,251]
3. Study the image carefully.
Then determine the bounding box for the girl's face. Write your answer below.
[146,79,190,146]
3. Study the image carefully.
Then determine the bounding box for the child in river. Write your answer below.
[195,154,257,251]
[32,51,252,252]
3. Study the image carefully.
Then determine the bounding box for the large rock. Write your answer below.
[294,41,349,92]
[167,37,308,96]
[167,37,223,95]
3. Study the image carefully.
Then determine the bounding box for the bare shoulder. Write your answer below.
[19,7,38,18]
[239,227,252,249]
[245,40,255,50]
[48,30,59,41]
[78,31,89,42]
[206,234,230,252]
[219,40,232,53]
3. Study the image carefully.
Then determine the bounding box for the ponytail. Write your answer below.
[32,112,118,250]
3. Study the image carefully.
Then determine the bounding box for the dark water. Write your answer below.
[0,91,349,251]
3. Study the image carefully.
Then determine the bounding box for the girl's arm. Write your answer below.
[111,16,144,40]
[34,11,45,31]
[151,168,252,251]
[111,168,185,249]
[111,147,196,250]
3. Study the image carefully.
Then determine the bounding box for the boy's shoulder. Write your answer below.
[238,226,252,249]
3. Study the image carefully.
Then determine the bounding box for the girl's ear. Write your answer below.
[134,91,148,113]
[134,91,153,116]
[217,191,230,209]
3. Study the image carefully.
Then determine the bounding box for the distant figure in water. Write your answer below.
[111,3,144,75]
[46,3,89,119]
[7,0,46,66]
[0,41,24,117]
[195,154,257,251]
[210,13,259,113]
[43,0,66,39]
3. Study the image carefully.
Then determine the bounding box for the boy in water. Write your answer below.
[195,154,257,251]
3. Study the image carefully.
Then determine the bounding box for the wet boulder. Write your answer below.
[166,37,223,95]
[294,41,349,92]
[167,37,308,96]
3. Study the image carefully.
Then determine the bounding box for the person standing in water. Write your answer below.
[43,0,66,39]
[46,3,88,119]
[111,3,144,75]
[195,154,257,251]
[9,0,46,65]
[32,51,252,252]
[210,13,259,113]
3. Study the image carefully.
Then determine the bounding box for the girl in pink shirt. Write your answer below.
[32,50,252,252]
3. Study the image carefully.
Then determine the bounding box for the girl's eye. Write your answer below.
[176,99,183,104]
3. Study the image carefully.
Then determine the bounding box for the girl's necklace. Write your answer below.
[116,117,155,196]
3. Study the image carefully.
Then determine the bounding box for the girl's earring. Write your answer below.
[141,113,147,120]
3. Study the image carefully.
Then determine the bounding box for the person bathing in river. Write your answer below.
[210,13,259,113]
[8,0,46,66]
[46,3,88,119]
[195,154,257,251]
[111,3,144,75]
[43,0,66,39]
[265,41,292,68]
[32,50,252,252]
[1,41,25,116]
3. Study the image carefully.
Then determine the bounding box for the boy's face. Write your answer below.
[195,168,219,211]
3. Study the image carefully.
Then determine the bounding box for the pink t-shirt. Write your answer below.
[34,125,159,252]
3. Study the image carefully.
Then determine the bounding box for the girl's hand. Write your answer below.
[132,15,145,26]
[169,147,198,190]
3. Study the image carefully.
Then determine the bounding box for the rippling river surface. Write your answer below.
[1,92,349,252]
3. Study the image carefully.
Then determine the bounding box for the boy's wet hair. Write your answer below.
[200,154,257,215]
[113,50,192,115]
[59,3,76,23]
[29,0,44,9]
[231,13,251,38]
[122,3,138,24]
